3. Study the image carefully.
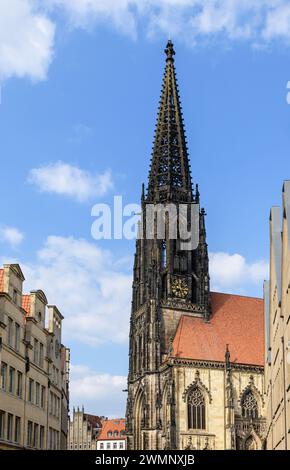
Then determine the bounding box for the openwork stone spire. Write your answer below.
[147,40,193,203]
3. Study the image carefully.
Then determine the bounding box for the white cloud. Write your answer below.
[3,1,290,83]
[22,235,132,346]
[45,0,138,38]
[263,3,290,40]
[0,226,24,248]
[209,251,268,295]
[45,0,290,46]
[28,161,113,202]
[0,0,55,81]
[6,237,266,345]
[70,364,127,417]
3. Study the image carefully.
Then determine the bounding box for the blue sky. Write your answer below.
[1,0,290,417]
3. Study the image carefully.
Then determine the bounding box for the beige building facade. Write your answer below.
[68,407,102,450]
[264,181,290,450]
[0,263,70,450]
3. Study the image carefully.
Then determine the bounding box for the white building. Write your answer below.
[96,419,126,450]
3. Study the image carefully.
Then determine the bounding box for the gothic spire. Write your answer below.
[147,40,193,203]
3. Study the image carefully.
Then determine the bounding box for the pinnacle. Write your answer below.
[165,40,175,62]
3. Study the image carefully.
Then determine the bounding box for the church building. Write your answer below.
[126,41,266,450]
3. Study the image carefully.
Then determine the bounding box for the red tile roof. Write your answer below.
[0,269,4,292]
[97,419,126,441]
[22,294,31,315]
[172,292,264,367]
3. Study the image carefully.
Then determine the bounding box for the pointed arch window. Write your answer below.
[161,240,167,268]
[241,390,258,419]
[187,387,205,430]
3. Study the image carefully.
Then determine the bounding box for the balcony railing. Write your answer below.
[235,417,266,437]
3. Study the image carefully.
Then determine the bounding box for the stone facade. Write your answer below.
[126,42,266,450]
[67,408,102,450]
[264,181,290,450]
[0,263,70,450]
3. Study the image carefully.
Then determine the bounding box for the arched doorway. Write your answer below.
[244,435,257,450]
[134,390,145,450]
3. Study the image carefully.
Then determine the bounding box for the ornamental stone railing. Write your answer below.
[180,432,216,450]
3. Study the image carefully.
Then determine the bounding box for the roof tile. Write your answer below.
[97,419,126,441]
[22,294,31,315]
[172,292,264,366]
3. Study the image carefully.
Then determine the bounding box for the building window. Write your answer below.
[34,338,39,365]
[7,413,13,441]
[106,442,111,449]
[9,367,15,394]
[15,323,20,351]
[114,431,119,437]
[120,442,124,449]
[0,410,5,439]
[13,289,17,304]
[100,443,104,449]
[1,362,7,391]
[41,386,46,408]
[8,317,13,347]
[28,379,34,403]
[39,343,44,368]
[35,382,40,406]
[187,387,206,430]
[49,428,52,449]
[107,431,112,437]
[40,426,45,449]
[241,391,259,419]
[33,423,39,448]
[161,239,167,268]
[49,392,53,414]
[14,416,21,444]
[27,421,33,447]
[113,442,117,449]
[16,371,22,398]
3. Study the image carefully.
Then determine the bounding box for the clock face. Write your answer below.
[171,278,189,299]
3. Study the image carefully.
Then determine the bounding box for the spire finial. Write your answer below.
[165,40,175,62]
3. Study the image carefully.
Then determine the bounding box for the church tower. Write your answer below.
[126,41,211,450]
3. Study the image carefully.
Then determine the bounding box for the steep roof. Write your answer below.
[172,292,264,367]
[146,40,193,203]
[86,414,102,429]
[97,419,126,441]
[22,294,31,315]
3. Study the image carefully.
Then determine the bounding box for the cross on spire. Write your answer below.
[147,41,193,203]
